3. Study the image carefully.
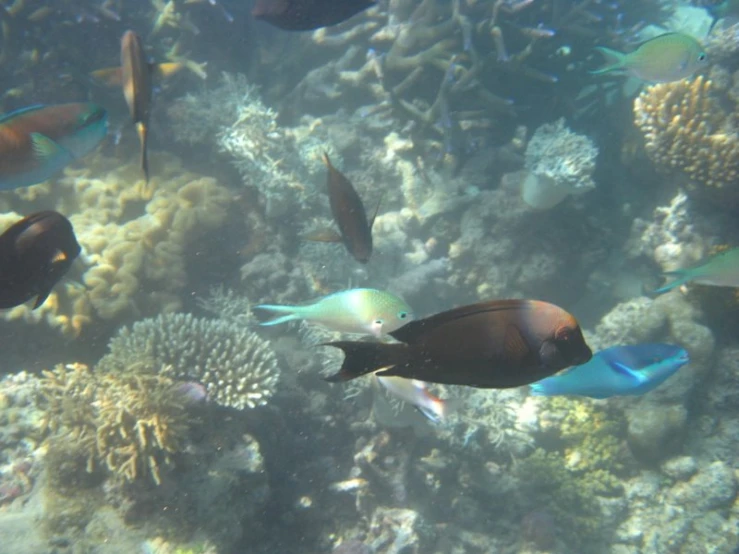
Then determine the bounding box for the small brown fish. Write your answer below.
[0,211,81,309]
[314,153,378,264]
[324,299,592,389]
[252,0,376,31]
[91,30,182,183]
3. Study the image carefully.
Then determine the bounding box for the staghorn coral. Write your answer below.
[97,313,280,410]
[37,363,189,485]
[0,152,232,336]
[633,75,739,199]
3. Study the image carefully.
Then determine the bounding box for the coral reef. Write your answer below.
[97,313,281,410]
[633,75,739,202]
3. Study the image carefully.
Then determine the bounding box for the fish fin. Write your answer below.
[368,191,384,230]
[417,393,453,423]
[253,304,300,326]
[153,62,184,80]
[504,324,530,362]
[30,133,74,165]
[33,288,52,310]
[90,66,123,87]
[136,122,149,183]
[322,152,334,169]
[323,341,407,382]
[652,269,691,295]
[590,46,626,75]
[0,104,46,124]
[302,227,343,243]
[611,361,647,384]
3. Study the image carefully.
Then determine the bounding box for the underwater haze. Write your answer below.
[0,0,738,553]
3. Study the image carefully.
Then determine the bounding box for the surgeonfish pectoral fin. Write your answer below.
[153,62,185,80]
[369,191,384,230]
[30,133,74,164]
[90,66,124,87]
[302,228,343,243]
[33,288,52,310]
[135,121,149,183]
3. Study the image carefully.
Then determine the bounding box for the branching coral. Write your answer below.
[97,313,280,410]
[37,363,190,485]
[633,75,739,199]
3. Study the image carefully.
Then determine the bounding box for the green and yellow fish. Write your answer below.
[0,103,108,190]
[254,288,413,336]
[591,32,707,83]
[653,247,739,294]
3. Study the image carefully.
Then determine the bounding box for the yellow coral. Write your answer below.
[633,75,739,194]
[0,153,232,335]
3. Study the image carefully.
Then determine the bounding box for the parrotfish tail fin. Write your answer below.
[90,66,123,87]
[323,341,407,382]
[652,269,691,295]
[590,47,626,75]
[253,304,301,326]
[136,121,149,183]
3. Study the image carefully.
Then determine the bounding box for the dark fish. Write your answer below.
[252,0,375,31]
[323,299,592,388]
[319,153,379,264]
[91,31,182,183]
[0,211,80,309]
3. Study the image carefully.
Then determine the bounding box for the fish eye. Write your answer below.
[698,53,706,62]
[398,311,408,319]
[555,327,572,341]
[374,319,383,326]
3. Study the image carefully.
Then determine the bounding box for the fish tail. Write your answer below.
[590,46,626,75]
[136,121,149,183]
[254,304,302,326]
[323,341,408,382]
[652,269,692,295]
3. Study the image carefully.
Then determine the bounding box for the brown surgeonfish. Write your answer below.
[311,153,379,264]
[324,299,592,389]
[0,211,81,309]
[252,0,376,31]
[91,30,182,183]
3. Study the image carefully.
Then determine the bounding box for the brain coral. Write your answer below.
[633,75,739,200]
[0,153,232,336]
[97,313,280,410]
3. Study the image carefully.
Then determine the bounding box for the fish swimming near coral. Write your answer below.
[323,299,592,388]
[252,0,375,31]
[591,32,707,83]
[0,103,108,190]
[91,30,183,183]
[374,375,448,423]
[0,211,80,309]
[530,343,690,399]
[254,288,412,336]
[304,153,380,264]
[653,247,739,294]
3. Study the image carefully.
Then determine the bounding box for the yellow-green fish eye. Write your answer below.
[374,319,383,325]
[398,311,408,319]
[698,52,706,61]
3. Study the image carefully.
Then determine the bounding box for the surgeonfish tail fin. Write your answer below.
[652,269,691,295]
[136,122,149,183]
[253,304,300,326]
[323,341,407,382]
[590,46,626,75]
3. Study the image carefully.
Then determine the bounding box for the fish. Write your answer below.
[323,299,592,388]
[91,30,183,183]
[308,153,379,264]
[254,288,412,336]
[0,211,81,309]
[375,376,448,423]
[252,0,376,31]
[0,103,108,190]
[591,32,707,83]
[653,248,739,294]
[530,343,690,399]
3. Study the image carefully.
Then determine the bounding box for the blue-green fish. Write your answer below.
[530,343,689,399]
[254,288,413,336]
[591,32,707,83]
[0,103,108,190]
[654,248,739,294]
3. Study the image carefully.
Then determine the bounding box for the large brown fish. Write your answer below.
[91,30,182,183]
[324,299,592,389]
[0,211,81,309]
[253,0,375,31]
[314,153,378,264]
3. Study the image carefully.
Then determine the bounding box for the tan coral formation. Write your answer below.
[0,153,232,336]
[38,363,189,485]
[633,76,739,196]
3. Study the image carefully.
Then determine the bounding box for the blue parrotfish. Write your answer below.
[591,32,707,83]
[254,288,413,337]
[530,343,689,399]
[653,247,739,294]
[0,103,108,190]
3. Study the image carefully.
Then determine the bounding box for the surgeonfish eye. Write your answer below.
[398,311,408,320]
[554,326,572,342]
